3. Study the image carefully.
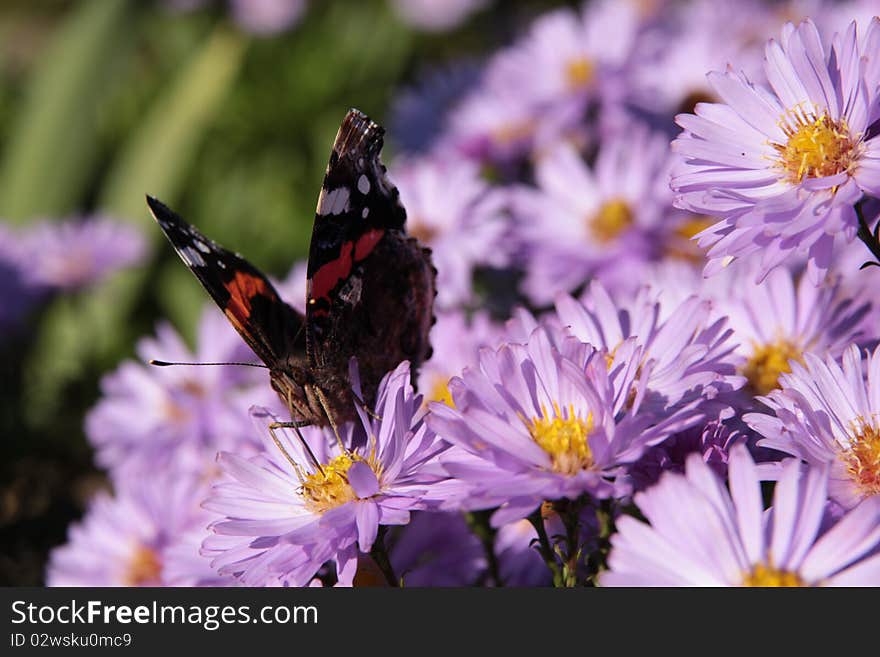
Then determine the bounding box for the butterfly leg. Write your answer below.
[309,385,347,452]
[351,390,382,422]
[268,419,324,477]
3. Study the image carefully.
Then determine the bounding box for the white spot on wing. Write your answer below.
[320,187,351,216]
[180,246,206,267]
[362,207,369,219]
[194,239,211,253]
[357,174,370,195]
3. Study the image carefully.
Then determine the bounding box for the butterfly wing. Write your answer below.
[147,195,306,367]
[305,110,435,399]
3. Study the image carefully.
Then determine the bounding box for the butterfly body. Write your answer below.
[148,109,436,428]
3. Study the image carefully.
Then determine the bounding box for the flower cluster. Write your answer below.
[48,1,880,587]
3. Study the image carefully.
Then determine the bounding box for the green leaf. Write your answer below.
[98,26,248,222]
[23,25,248,429]
[0,0,133,222]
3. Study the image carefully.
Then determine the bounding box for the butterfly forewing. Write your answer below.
[147,195,306,368]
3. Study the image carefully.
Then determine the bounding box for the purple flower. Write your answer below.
[86,307,277,480]
[428,327,703,525]
[390,512,486,586]
[229,0,305,34]
[629,0,772,116]
[746,344,880,509]
[552,281,743,412]
[446,0,641,162]
[390,62,481,154]
[602,445,880,586]
[21,217,146,290]
[418,310,502,407]
[671,19,880,283]
[391,155,508,308]
[202,361,448,586]
[46,472,215,586]
[629,415,746,492]
[705,262,873,397]
[513,124,673,304]
[390,0,487,33]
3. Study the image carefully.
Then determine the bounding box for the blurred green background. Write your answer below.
[0,0,569,585]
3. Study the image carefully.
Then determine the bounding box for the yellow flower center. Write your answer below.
[843,419,880,498]
[300,451,381,514]
[124,545,162,586]
[525,402,594,475]
[428,375,455,408]
[742,339,803,396]
[565,57,595,90]
[665,215,714,262]
[300,453,360,513]
[773,109,857,183]
[742,563,806,587]
[589,198,633,243]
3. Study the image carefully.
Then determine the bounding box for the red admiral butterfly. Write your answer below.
[147,109,436,436]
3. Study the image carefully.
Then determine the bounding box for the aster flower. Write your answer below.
[513,124,674,304]
[446,0,641,163]
[47,472,214,586]
[630,0,771,116]
[428,327,703,525]
[602,445,880,586]
[20,217,145,291]
[629,415,746,492]
[485,1,639,115]
[391,155,508,308]
[389,511,486,586]
[390,62,481,154]
[671,19,880,282]
[746,344,880,509]
[705,262,873,398]
[418,310,502,407]
[163,0,306,35]
[85,306,276,480]
[553,280,742,412]
[202,361,448,586]
[390,0,487,33]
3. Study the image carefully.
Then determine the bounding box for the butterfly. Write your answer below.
[147,109,436,439]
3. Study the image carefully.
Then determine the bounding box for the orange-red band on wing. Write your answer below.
[309,228,384,305]
[223,270,276,332]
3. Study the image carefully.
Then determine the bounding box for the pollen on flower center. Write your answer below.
[589,198,633,243]
[665,215,714,262]
[428,375,455,408]
[300,453,360,513]
[742,339,803,396]
[525,402,594,475]
[565,57,595,90]
[773,110,856,183]
[843,419,880,497]
[124,545,162,586]
[742,563,805,587]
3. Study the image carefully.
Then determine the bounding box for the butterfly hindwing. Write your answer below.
[147,195,306,368]
[304,110,436,403]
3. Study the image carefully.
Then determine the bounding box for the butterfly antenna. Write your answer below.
[149,359,269,368]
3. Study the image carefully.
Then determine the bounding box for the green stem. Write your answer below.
[464,511,504,587]
[586,500,616,586]
[369,526,399,588]
[855,198,880,266]
[556,499,583,587]
[528,508,562,587]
